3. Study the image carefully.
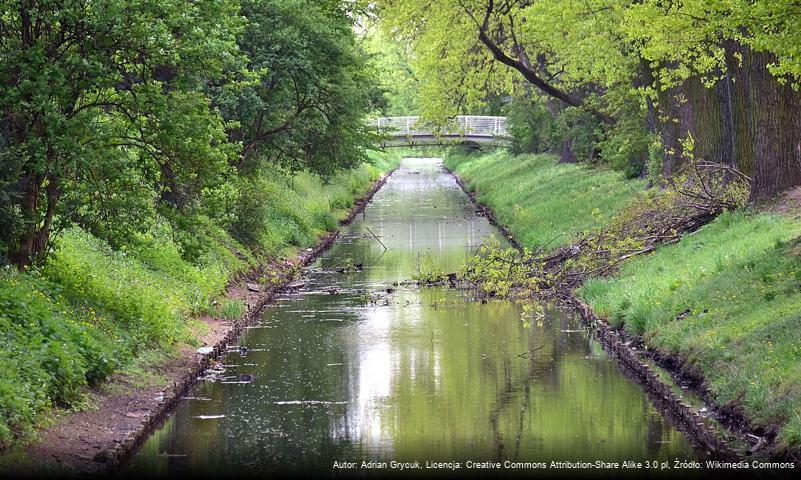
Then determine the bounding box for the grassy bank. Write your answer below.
[444,149,643,248]
[447,149,801,453]
[579,211,801,450]
[0,153,399,450]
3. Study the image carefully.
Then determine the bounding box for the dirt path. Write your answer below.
[11,169,395,476]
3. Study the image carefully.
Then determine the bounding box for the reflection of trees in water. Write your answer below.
[486,322,563,461]
[646,399,666,458]
[130,158,697,474]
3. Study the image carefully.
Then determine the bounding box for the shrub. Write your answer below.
[504,95,558,155]
[0,269,119,449]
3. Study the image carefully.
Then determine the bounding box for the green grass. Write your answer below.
[578,211,801,450]
[444,150,644,249]
[216,298,247,320]
[0,151,400,451]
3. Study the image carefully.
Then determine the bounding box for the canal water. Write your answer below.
[127,158,697,476]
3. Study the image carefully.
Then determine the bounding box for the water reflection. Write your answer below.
[127,158,697,476]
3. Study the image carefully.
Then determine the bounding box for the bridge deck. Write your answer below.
[372,116,510,147]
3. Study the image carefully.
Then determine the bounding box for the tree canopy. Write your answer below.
[375,0,801,199]
[0,0,379,267]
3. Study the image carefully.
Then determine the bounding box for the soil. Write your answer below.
[8,169,395,476]
[770,186,801,218]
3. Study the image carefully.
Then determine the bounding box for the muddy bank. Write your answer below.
[15,168,396,476]
[441,162,753,460]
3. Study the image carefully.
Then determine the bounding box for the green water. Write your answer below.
[127,158,697,476]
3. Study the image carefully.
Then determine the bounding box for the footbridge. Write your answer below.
[372,116,511,147]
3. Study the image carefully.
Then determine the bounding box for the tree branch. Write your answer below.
[462,0,616,125]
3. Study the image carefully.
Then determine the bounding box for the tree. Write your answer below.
[362,22,421,116]
[214,0,378,177]
[0,0,241,267]
[624,0,801,202]
[375,0,650,165]
[377,0,801,199]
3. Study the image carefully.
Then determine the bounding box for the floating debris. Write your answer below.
[193,415,226,420]
[196,346,214,355]
[200,362,227,382]
[224,345,248,355]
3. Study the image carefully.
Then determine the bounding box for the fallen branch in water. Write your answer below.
[363,225,387,251]
[456,160,750,298]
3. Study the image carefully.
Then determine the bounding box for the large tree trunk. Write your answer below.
[6,170,58,268]
[540,94,579,163]
[559,138,578,164]
[741,48,801,203]
[723,41,754,178]
[659,43,801,201]
[656,74,735,177]
[6,172,41,268]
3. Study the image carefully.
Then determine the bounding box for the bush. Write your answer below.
[504,95,558,155]
[0,269,119,448]
[556,107,602,163]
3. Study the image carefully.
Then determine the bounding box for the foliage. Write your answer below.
[217,0,379,176]
[0,0,242,266]
[555,107,602,164]
[0,0,393,453]
[0,268,120,447]
[412,253,448,284]
[451,151,750,298]
[362,23,420,115]
[376,0,801,196]
[0,150,399,450]
[460,238,537,299]
[503,95,558,155]
[230,156,391,253]
[623,0,801,86]
[374,0,645,167]
[0,0,381,268]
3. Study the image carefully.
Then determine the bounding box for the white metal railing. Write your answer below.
[372,116,509,139]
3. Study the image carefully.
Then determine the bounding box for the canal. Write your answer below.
[127,158,697,476]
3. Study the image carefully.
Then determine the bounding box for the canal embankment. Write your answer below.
[1,154,400,475]
[444,149,801,461]
[125,157,698,476]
